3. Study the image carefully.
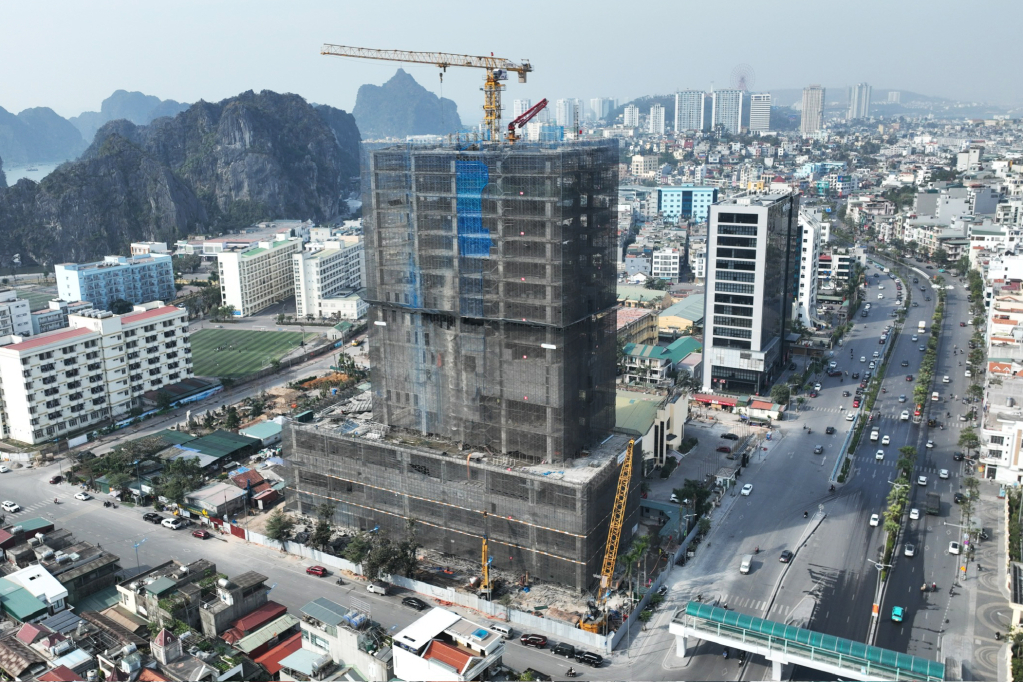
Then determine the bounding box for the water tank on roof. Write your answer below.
[217,578,231,588]
[10,526,22,535]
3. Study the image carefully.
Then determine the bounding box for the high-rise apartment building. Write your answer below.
[711,90,744,134]
[589,97,615,122]
[624,104,640,127]
[674,90,707,132]
[800,85,826,136]
[56,255,176,312]
[887,90,901,104]
[285,141,636,590]
[217,237,303,317]
[293,237,366,320]
[0,302,191,444]
[554,99,579,131]
[848,83,872,120]
[794,210,823,325]
[512,99,532,119]
[748,93,772,133]
[0,290,31,337]
[648,104,666,135]
[701,192,800,395]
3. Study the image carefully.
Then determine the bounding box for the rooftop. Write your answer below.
[120,305,182,325]
[394,608,462,651]
[0,327,92,354]
[660,294,706,322]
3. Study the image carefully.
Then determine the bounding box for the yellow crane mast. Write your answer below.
[480,510,492,600]
[581,439,634,634]
[321,43,532,143]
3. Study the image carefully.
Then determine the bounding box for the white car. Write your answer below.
[900,410,910,421]
[942,375,950,383]
[1,501,20,513]
[740,483,753,496]
[161,518,186,530]
[911,335,918,341]
[814,383,822,391]
[860,356,866,363]
[898,395,907,403]
[965,369,972,377]
[0,465,8,473]
[873,351,880,358]
[878,293,884,299]
[670,493,679,503]
[926,440,934,448]
[904,543,916,557]
[74,492,92,501]
[939,469,950,479]
[910,508,920,520]
[846,412,855,421]
[948,541,961,555]
[869,361,876,369]
[917,475,928,486]
[870,514,880,527]
[881,435,891,445]
[828,361,837,369]
[875,449,885,461]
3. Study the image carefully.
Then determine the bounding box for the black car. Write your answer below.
[779,550,794,563]
[575,651,604,667]
[851,372,860,379]
[954,492,966,504]
[901,360,909,367]
[720,433,739,440]
[813,445,824,454]
[143,513,164,524]
[953,451,965,461]
[402,596,428,611]
[552,642,576,658]
[825,426,836,434]
[841,391,850,397]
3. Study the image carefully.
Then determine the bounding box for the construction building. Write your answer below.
[286,140,639,590]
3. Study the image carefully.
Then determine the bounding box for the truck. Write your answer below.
[918,320,926,334]
[925,492,941,515]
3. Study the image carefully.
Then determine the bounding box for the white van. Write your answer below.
[931,392,940,402]
[491,624,513,639]
[740,554,753,574]
[870,430,879,442]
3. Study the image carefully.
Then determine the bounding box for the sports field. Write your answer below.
[190,328,316,378]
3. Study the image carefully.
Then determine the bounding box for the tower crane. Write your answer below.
[581,439,635,634]
[321,43,533,143]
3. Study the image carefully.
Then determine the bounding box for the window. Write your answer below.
[990,435,1005,445]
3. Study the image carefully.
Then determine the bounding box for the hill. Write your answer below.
[353,68,461,139]
[70,90,191,142]
[0,105,87,165]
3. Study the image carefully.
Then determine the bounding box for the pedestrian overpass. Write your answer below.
[670,602,945,681]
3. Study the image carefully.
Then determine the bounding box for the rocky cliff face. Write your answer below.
[353,69,461,139]
[0,106,87,165]
[0,90,361,265]
[70,89,191,143]
[0,155,6,190]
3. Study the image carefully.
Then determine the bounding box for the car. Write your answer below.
[953,451,965,461]
[716,446,732,453]
[860,356,866,362]
[910,508,920,520]
[853,399,861,408]
[827,369,842,377]
[779,550,794,563]
[813,445,824,454]
[870,514,880,527]
[948,541,961,555]
[814,383,822,391]
[913,302,919,307]
[828,361,837,369]
[825,426,836,434]
[306,565,329,577]
[49,475,63,484]
[720,433,739,440]
[162,517,186,530]
[900,410,910,420]
[960,321,967,327]
[892,606,905,622]
[1,501,20,513]
[906,374,914,381]
[878,293,884,299]
[921,286,927,291]
[878,285,884,289]
[575,651,604,667]
[859,381,868,389]
[852,372,860,379]
[901,360,910,367]
[882,435,890,445]
[926,265,934,269]
[942,375,950,383]
[904,544,915,558]
[520,634,547,648]
[926,440,934,448]
[0,466,8,473]
[809,391,818,398]
[965,369,972,377]
[864,371,873,380]
[552,642,576,658]
[873,351,880,358]
[875,449,886,461]
[402,596,429,611]
[842,390,851,397]
[740,483,753,496]
[954,492,966,503]
[919,345,926,351]
[192,529,213,539]
[925,296,931,301]
[846,412,855,421]
[143,512,163,523]
[898,395,907,403]
[868,361,876,369]
[917,475,928,486]
[74,492,92,501]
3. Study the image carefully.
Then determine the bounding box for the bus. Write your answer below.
[912,404,923,425]
[918,321,926,334]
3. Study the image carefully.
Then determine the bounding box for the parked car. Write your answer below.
[720,433,739,440]
[948,541,961,555]
[926,440,934,448]
[906,374,914,381]
[853,399,861,408]
[0,466,8,474]
[192,529,213,539]
[143,512,163,523]
[960,321,967,327]
[851,372,860,379]
[402,596,428,611]
[520,634,548,648]
[953,452,965,461]
[740,483,753,496]
[162,517,186,530]
[716,446,732,453]
[575,651,604,667]
[954,492,966,503]
[553,642,576,658]
[306,565,328,577]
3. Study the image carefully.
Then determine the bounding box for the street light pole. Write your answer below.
[133,538,147,578]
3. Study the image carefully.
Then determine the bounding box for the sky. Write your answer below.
[3,0,1021,122]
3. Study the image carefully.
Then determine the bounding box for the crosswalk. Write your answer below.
[805,405,974,429]
[681,595,795,620]
[849,456,958,476]
[3,495,92,518]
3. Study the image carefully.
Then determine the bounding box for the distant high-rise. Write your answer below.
[513,99,532,119]
[711,90,744,135]
[674,90,707,132]
[555,99,579,131]
[887,90,901,104]
[589,97,615,122]
[624,104,640,127]
[748,93,772,133]
[800,85,825,136]
[648,104,666,135]
[848,83,872,120]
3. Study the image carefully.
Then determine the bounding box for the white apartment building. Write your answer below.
[848,83,871,120]
[711,90,744,135]
[392,608,505,682]
[631,155,659,177]
[748,93,772,133]
[288,598,392,682]
[794,211,822,325]
[674,90,707,132]
[624,104,640,127]
[512,99,532,119]
[293,237,366,320]
[688,238,707,282]
[555,98,579,130]
[648,104,666,135]
[218,236,303,317]
[0,290,31,337]
[800,85,825,136]
[652,248,682,281]
[0,302,190,444]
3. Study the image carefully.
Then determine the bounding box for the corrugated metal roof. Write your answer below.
[235,614,299,654]
[300,597,349,627]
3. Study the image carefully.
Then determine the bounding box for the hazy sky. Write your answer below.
[4,0,1020,122]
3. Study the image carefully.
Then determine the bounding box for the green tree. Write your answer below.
[311,518,334,551]
[393,518,422,578]
[264,509,295,548]
[674,479,713,517]
[224,407,240,431]
[110,299,134,314]
[155,457,205,505]
[967,383,984,402]
[343,533,375,565]
[106,472,131,494]
[644,278,670,291]
[156,392,175,411]
[932,247,949,264]
[958,427,980,454]
[770,384,791,406]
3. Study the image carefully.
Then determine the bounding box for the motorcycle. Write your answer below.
[807,428,812,434]
[882,388,887,393]
[829,484,836,492]
[335,577,345,586]
[103,501,111,508]
[803,511,809,519]
[566,668,578,678]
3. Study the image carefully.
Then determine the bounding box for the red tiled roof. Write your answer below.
[15,623,48,644]
[750,400,773,410]
[423,639,474,674]
[120,306,182,326]
[0,327,92,353]
[230,470,266,489]
[137,669,172,682]
[37,665,83,682]
[233,601,287,635]
[254,632,302,675]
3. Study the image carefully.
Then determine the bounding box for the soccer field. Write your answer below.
[190,328,316,378]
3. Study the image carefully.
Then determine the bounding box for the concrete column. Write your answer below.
[772,659,783,681]
[674,633,687,657]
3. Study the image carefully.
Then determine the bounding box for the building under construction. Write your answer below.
[286,139,637,590]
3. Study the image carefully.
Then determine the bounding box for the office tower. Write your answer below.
[748,93,772,133]
[701,191,800,394]
[648,104,666,135]
[590,97,614,122]
[800,85,826,136]
[711,90,744,134]
[512,99,532,119]
[286,140,636,590]
[848,83,872,120]
[624,104,640,127]
[56,255,176,312]
[888,90,901,104]
[674,90,706,132]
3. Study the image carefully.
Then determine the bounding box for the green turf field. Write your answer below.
[190,328,316,378]
[15,287,59,311]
